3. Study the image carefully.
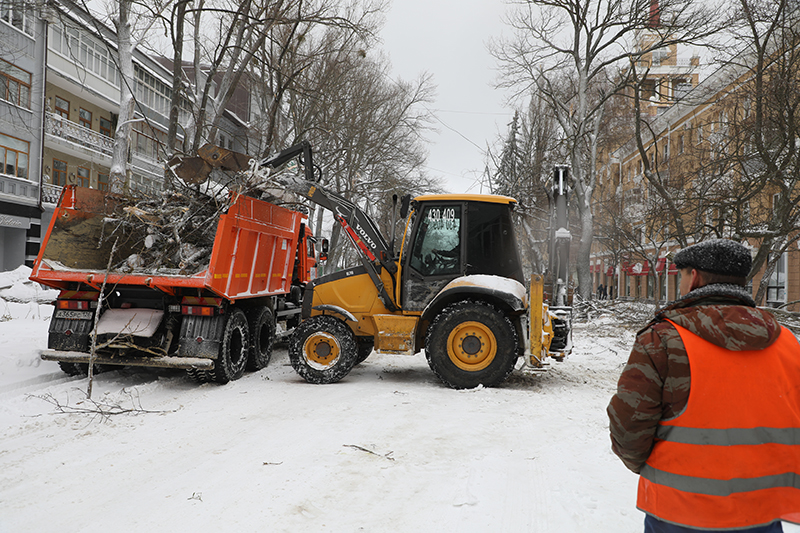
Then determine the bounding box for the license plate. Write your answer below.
[55,310,93,320]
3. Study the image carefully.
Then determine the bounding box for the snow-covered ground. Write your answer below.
[1,267,798,533]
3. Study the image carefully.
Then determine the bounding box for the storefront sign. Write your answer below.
[0,214,30,229]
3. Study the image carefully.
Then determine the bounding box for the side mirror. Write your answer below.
[399,194,412,219]
[319,238,329,262]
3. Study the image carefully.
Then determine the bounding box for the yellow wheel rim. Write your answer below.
[446,321,496,372]
[303,332,341,370]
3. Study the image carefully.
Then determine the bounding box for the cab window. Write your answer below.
[409,205,461,276]
[466,201,523,283]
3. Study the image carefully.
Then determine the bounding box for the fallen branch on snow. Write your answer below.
[343,444,395,461]
[30,389,174,422]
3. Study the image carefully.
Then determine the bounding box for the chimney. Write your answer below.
[649,0,661,27]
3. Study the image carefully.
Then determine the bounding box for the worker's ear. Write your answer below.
[689,268,702,291]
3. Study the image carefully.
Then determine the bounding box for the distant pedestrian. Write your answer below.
[608,285,613,299]
[601,284,607,300]
[596,284,604,300]
[607,239,800,532]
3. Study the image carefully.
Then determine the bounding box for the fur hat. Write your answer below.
[672,239,752,277]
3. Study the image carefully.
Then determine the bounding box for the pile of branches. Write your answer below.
[572,297,657,327]
[101,186,231,275]
[96,155,306,276]
[764,306,800,334]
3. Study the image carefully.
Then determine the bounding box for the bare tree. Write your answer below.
[493,0,720,298]
[101,0,171,192]
[488,96,558,276]
[284,28,438,266]
[155,0,437,269]
[715,0,800,305]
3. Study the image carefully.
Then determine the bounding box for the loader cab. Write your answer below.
[400,195,524,311]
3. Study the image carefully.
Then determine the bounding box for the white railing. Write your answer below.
[42,182,63,204]
[45,112,115,156]
[0,173,39,203]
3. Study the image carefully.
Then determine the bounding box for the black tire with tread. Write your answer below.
[187,367,211,383]
[246,306,275,371]
[289,315,357,384]
[354,337,374,365]
[212,308,249,384]
[425,300,518,389]
[58,362,83,376]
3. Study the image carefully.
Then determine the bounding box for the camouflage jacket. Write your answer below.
[607,284,782,473]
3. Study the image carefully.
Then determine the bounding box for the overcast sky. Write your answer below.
[380,0,516,194]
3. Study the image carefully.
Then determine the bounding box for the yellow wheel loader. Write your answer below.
[260,143,573,389]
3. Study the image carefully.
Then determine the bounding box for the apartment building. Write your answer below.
[592,38,800,311]
[0,0,185,271]
[44,1,174,198]
[0,2,46,270]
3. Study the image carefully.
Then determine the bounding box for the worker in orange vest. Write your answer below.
[608,239,800,532]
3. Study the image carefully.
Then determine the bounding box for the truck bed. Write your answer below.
[31,186,304,301]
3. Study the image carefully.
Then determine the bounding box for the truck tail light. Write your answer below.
[57,299,93,310]
[181,305,215,316]
[180,296,223,317]
[56,290,99,311]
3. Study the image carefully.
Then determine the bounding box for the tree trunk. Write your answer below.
[110,0,136,193]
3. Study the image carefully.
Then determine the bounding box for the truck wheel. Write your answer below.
[74,363,111,375]
[425,301,518,389]
[58,362,83,376]
[354,337,374,365]
[212,308,249,384]
[247,306,275,371]
[187,367,211,383]
[289,316,357,384]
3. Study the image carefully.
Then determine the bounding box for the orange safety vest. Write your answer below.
[637,320,800,530]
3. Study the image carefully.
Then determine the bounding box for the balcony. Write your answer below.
[44,112,164,185]
[45,111,114,159]
[42,182,63,205]
[0,173,40,206]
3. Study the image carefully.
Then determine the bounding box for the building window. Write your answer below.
[766,253,787,308]
[0,58,31,109]
[0,0,34,35]
[49,22,120,87]
[79,108,92,129]
[100,117,112,137]
[77,166,90,187]
[641,79,656,100]
[53,159,67,186]
[0,133,29,178]
[98,173,109,191]
[134,65,171,116]
[132,122,166,160]
[55,96,69,119]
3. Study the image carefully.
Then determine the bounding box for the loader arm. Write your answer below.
[261,142,399,311]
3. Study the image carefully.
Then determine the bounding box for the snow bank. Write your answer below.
[0,265,59,307]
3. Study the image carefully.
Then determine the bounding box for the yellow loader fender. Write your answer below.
[312,304,357,323]
[420,274,528,324]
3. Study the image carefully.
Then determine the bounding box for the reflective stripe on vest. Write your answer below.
[637,320,800,530]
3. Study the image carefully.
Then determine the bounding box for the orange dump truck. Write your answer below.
[30,185,317,383]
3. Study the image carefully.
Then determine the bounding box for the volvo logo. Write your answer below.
[355,222,376,250]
